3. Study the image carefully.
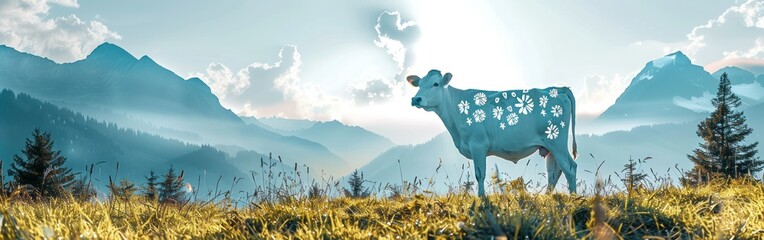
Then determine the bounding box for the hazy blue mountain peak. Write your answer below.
[85,42,136,61]
[712,66,756,85]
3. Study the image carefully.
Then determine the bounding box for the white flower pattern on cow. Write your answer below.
[545,123,559,140]
[514,94,534,115]
[500,122,506,130]
[560,121,566,128]
[473,109,486,123]
[458,100,470,115]
[492,106,503,120]
[551,105,563,117]
[539,95,548,108]
[474,92,487,106]
[540,109,547,117]
[506,112,519,126]
[466,118,472,126]
[549,89,558,98]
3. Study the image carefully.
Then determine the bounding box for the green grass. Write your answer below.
[1,178,763,239]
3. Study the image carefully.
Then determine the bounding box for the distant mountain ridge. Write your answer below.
[0,89,265,196]
[244,117,396,169]
[0,43,241,127]
[594,51,764,132]
[597,51,715,123]
[0,43,346,176]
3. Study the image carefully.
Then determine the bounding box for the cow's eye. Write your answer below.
[433,82,439,87]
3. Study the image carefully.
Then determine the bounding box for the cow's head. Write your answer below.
[408,69,452,112]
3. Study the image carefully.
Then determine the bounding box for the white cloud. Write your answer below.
[0,0,120,62]
[191,45,346,119]
[723,37,764,59]
[374,11,420,77]
[49,0,79,7]
[577,71,637,116]
[348,77,403,105]
[684,0,764,63]
[337,11,420,107]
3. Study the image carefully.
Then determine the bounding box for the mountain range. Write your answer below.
[0,43,394,180]
[1,43,763,195]
[594,51,764,133]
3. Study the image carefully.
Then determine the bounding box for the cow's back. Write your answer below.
[444,87,573,161]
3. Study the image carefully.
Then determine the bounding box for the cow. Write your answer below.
[408,69,578,196]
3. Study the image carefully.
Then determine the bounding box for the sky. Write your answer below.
[2,0,764,144]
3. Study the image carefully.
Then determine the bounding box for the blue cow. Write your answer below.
[408,69,578,196]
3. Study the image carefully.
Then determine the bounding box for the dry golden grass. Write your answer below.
[1,178,763,239]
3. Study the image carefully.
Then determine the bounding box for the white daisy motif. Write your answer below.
[511,92,517,98]
[506,106,513,112]
[551,105,563,117]
[540,109,547,117]
[466,118,472,126]
[473,109,486,122]
[549,89,558,98]
[560,121,566,128]
[539,95,549,108]
[545,123,559,140]
[500,122,506,130]
[492,106,503,120]
[495,97,500,104]
[474,92,487,106]
[458,100,470,115]
[514,94,534,115]
[502,92,508,99]
[506,112,519,126]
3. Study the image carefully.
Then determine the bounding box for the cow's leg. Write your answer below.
[547,145,577,194]
[545,153,562,193]
[470,146,488,197]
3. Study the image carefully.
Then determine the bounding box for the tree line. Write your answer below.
[0,128,187,203]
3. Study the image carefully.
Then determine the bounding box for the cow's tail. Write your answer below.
[564,87,578,160]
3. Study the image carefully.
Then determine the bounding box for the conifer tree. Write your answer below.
[8,128,75,199]
[343,169,370,198]
[159,166,185,203]
[621,157,648,193]
[144,170,159,201]
[683,73,762,186]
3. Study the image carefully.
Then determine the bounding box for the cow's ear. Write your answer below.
[443,73,453,85]
[407,75,421,87]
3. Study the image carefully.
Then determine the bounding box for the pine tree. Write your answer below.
[342,169,370,198]
[144,170,159,201]
[159,166,185,204]
[621,157,648,194]
[683,73,762,186]
[8,128,75,199]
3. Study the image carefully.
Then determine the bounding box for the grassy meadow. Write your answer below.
[1,177,763,239]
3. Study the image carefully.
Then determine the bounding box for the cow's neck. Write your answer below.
[435,87,463,141]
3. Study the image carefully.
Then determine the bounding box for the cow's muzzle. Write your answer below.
[411,97,422,106]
